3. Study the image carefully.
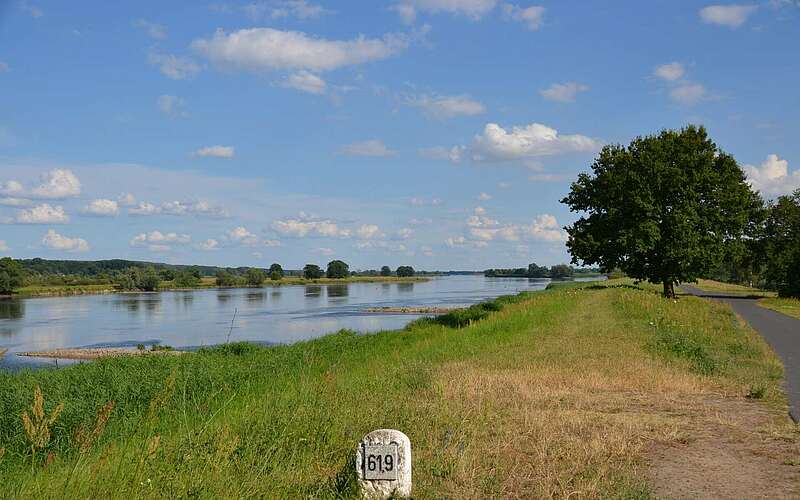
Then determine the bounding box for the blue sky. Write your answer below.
[1,1,798,270]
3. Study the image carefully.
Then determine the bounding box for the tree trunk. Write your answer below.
[662,280,675,298]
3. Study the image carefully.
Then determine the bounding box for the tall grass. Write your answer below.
[0,281,789,498]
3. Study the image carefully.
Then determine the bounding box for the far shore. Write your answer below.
[17,348,185,360]
[364,306,455,314]
[2,275,430,299]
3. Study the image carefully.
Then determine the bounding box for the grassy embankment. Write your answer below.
[686,279,800,320]
[0,280,796,497]
[10,276,427,298]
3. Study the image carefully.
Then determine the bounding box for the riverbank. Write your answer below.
[760,297,800,320]
[5,275,429,298]
[0,280,797,497]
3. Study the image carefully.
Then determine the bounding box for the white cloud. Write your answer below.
[192,28,409,73]
[654,62,685,81]
[478,192,492,201]
[341,140,395,157]
[127,200,229,217]
[131,231,191,251]
[409,217,433,225]
[393,0,498,21]
[468,122,601,162]
[540,82,589,103]
[396,228,414,239]
[16,204,69,224]
[148,52,201,80]
[196,239,220,251]
[264,239,282,247]
[31,169,81,198]
[0,197,32,207]
[699,4,758,27]
[525,214,567,242]
[280,70,327,94]
[83,199,119,217]
[669,83,707,105]
[227,226,259,246]
[408,94,485,118]
[158,95,187,116]
[42,229,89,253]
[0,240,8,251]
[0,180,23,196]
[356,224,383,239]
[118,193,137,206]
[192,145,235,158]
[502,3,545,30]
[244,1,331,20]
[745,154,800,197]
[272,214,352,238]
[315,247,335,256]
[134,19,167,39]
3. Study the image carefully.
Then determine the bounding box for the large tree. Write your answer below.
[0,257,26,294]
[326,260,349,279]
[303,264,323,280]
[561,125,762,298]
[761,190,800,297]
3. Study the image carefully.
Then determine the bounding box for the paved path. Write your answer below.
[682,285,800,423]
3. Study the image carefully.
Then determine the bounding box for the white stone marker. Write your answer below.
[356,429,411,499]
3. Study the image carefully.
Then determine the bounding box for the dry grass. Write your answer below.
[692,279,776,297]
[760,297,800,320]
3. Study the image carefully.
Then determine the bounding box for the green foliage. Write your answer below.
[561,125,762,297]
[244,268,266,286]
[549,264,574,279]
[484,263,575,279]
[396,265,414,277]
[138,267,161,291]
[112,266,160,291]
[527,263,549,278]
[268,263,284,281]
[761,190,800,297]
[303,264,323,280]
[325,260,349,279]
[173,271,201,288]
[380,266,392,277]
[0,257,26,294]
[215,270,239,287]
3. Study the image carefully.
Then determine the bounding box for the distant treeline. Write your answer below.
[484,263,600,279]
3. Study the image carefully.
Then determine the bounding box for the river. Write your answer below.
[0,275,602,370]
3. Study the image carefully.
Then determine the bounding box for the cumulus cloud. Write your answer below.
[478,192,492,201]
[192,28,409,73]
[118,193,137,206]
[341,140,395,157]
[0,180,23,196]
[393,0,498,21]
[134,19,167,39]
[0,197,32,207]
[148,52,201,80]
[407,94,485,118]
[272,214,352,238]
[16,204,69,224]
[456,209,567,245]
[540,82,589,103]
[525,214,567,242]
[83,199,119,217]
[280,70,327,94]
[654,62,685,81]
[192,145,235,158]
[227,226,259,246]
[42,229,89,252]
[699,4,758,27]
[466,123,600,163]
[158,95,187,116]
[419,145,465,163]
[127,200,229,218]
[502,3,545,30]
[396,228,414,239]
[315,247,335,256]
[669,83,707,105]
[196,239,219,251]
[356,224,383,239]
[744,154,799,197]
[31,169,81,198]
[131,231,191,251]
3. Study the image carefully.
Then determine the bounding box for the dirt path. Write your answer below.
[683,284,800,422]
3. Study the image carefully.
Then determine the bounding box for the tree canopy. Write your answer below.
[380,266,392,277]
[326,260,349,279]
[0,257,26,294]
[396,266,415,277]
[761,190,800,297]
[561,125,762,297]
[244,268,266,286]
[303,264,323,280]
[268,263,284,281]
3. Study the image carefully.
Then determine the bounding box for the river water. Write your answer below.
[0,275,602,370]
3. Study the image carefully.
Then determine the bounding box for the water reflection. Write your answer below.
[304,285,322,297]
[245,291,266,304]
[113,295,162,316]
[327,284,349,298]
[0,299,24,320]
[397,283,414,293]
[217,292,233,304]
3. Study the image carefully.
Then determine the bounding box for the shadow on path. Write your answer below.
[682,284,800,423]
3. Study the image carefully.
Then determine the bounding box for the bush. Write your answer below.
[245,268,266,286]
[0,257,25,294]
[173,271,200,288]
[216,271,239,287]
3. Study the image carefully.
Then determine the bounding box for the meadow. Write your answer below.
[0,280,797,498]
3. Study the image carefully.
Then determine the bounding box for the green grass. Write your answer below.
[759,297,800,320]
[0,281,790,498]
[689,279,776,298]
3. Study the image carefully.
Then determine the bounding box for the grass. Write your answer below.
[689,279,776,298]
[759,297,800,320]
[0,280,791,498]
